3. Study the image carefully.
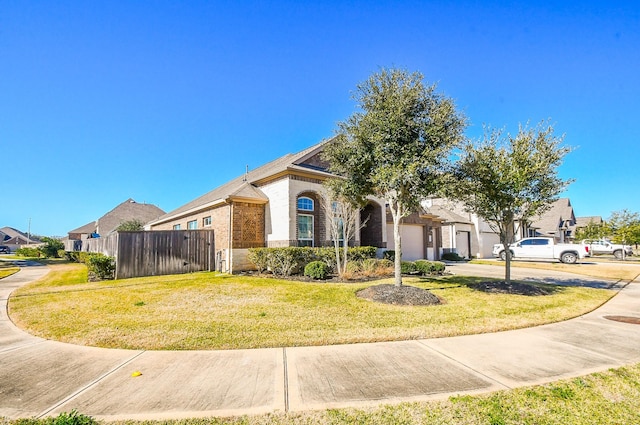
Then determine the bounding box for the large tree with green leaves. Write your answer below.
[608,209,640,254]
[447,122,572,284]
[323,68,467,286]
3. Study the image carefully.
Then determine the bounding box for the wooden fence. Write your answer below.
[82,230,215,279]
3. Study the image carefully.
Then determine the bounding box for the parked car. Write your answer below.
[0,246,10,254]
[492,237,589,264]
[582,239,633,259]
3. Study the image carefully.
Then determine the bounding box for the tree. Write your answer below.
[321,179,368,278]
[608,209,640,255]
[323,68,467,286]
[115,219,145,232]
[574,219,609,241]
[447,122,572,284]
[40,236,64,258]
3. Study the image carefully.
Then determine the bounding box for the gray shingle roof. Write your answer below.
[68,199,165,236]
[529,198,576,234]
[151,140,332,224]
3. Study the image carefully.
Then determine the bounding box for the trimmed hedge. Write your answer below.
[247,246,378,277]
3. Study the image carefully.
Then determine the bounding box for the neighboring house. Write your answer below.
[147,141,445,272]
[524,198,577,242]
[0,227,40,252]
[67,199,165,250]
[424,197,580,258]
[424,199,500,259]
[575,216,604,233]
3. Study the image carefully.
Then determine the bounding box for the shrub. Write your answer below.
[400,261,416,274]
[347,246,377,261]
[40,237,65,258]
[247,248,269,273]
[86,253,115,280]
[345,260,362,274]
[383,250,395,261]
[16,246,41,257]
[432,261,446,274]
[442,252,465,261]
[414,259,434,275]
[304,261,330,280]
[361,258,378,276]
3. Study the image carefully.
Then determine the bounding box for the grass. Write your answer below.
[0,263,19,279]
[4,364,640,424]
[9,263,614,350]
[470,259,640,281]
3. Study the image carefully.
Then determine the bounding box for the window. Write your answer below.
[187,220,197,229]
[297,214,314,247]
[297,197,314,211]
[173,224,181,230]
[203,216,212,227]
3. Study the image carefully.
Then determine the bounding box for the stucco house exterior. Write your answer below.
[147,141,444,272]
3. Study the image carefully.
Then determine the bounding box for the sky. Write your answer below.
[2,1,639,237]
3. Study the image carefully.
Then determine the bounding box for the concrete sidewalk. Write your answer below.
[1,263,639,420]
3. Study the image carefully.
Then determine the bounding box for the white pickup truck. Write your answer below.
[492,237,589,264]
[581,239,633,259]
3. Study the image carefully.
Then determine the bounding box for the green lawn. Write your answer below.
[9,263,614,350]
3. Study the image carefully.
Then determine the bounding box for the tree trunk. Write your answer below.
[390,200,403,287]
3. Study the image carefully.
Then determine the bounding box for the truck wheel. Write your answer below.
[499,251,507,261]
[561,252,577,264]
[613,250,623,260]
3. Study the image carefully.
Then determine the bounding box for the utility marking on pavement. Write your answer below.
[37,350,147,418]
[282,347,289,413]
[416,341,512,390]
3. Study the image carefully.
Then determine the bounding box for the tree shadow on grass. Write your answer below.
[419,275,566,296]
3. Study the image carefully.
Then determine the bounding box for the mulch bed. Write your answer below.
[356,284,441,306]
[473,281,551,296]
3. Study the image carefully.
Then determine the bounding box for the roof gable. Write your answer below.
[152,139,333,224]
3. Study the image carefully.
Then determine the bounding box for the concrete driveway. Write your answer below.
[1,262,639,420]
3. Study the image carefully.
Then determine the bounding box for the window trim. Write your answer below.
[187,220,197,230]
[297,213,314,246]
[203,216,212,227]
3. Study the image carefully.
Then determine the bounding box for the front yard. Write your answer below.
[8,262,614,350]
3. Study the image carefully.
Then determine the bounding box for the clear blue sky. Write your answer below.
[2,1,639,237]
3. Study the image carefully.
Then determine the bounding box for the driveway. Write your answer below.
[445,261,629,289]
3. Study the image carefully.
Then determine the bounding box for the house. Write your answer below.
[0,227,40,252]
[67,199,165,250]
[424,197,581,259]
[147,141,445,272]
[524,198,577,242]
[575,216,604,232]
[424,199,500,259]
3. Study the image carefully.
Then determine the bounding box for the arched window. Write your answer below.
[297,197,314,211]
[297,195,315,246]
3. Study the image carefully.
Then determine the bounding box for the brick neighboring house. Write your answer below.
[67,198,165,250]
[0,227,40,252]
[147,141,445,272]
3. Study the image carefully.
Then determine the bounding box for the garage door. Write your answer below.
[386,224,424,261]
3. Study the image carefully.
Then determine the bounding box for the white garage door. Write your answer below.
[386,224,424,261]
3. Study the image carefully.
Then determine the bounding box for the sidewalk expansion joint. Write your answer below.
[416,340,512,390]
[282,347,289,413]
[37,350,147,418]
